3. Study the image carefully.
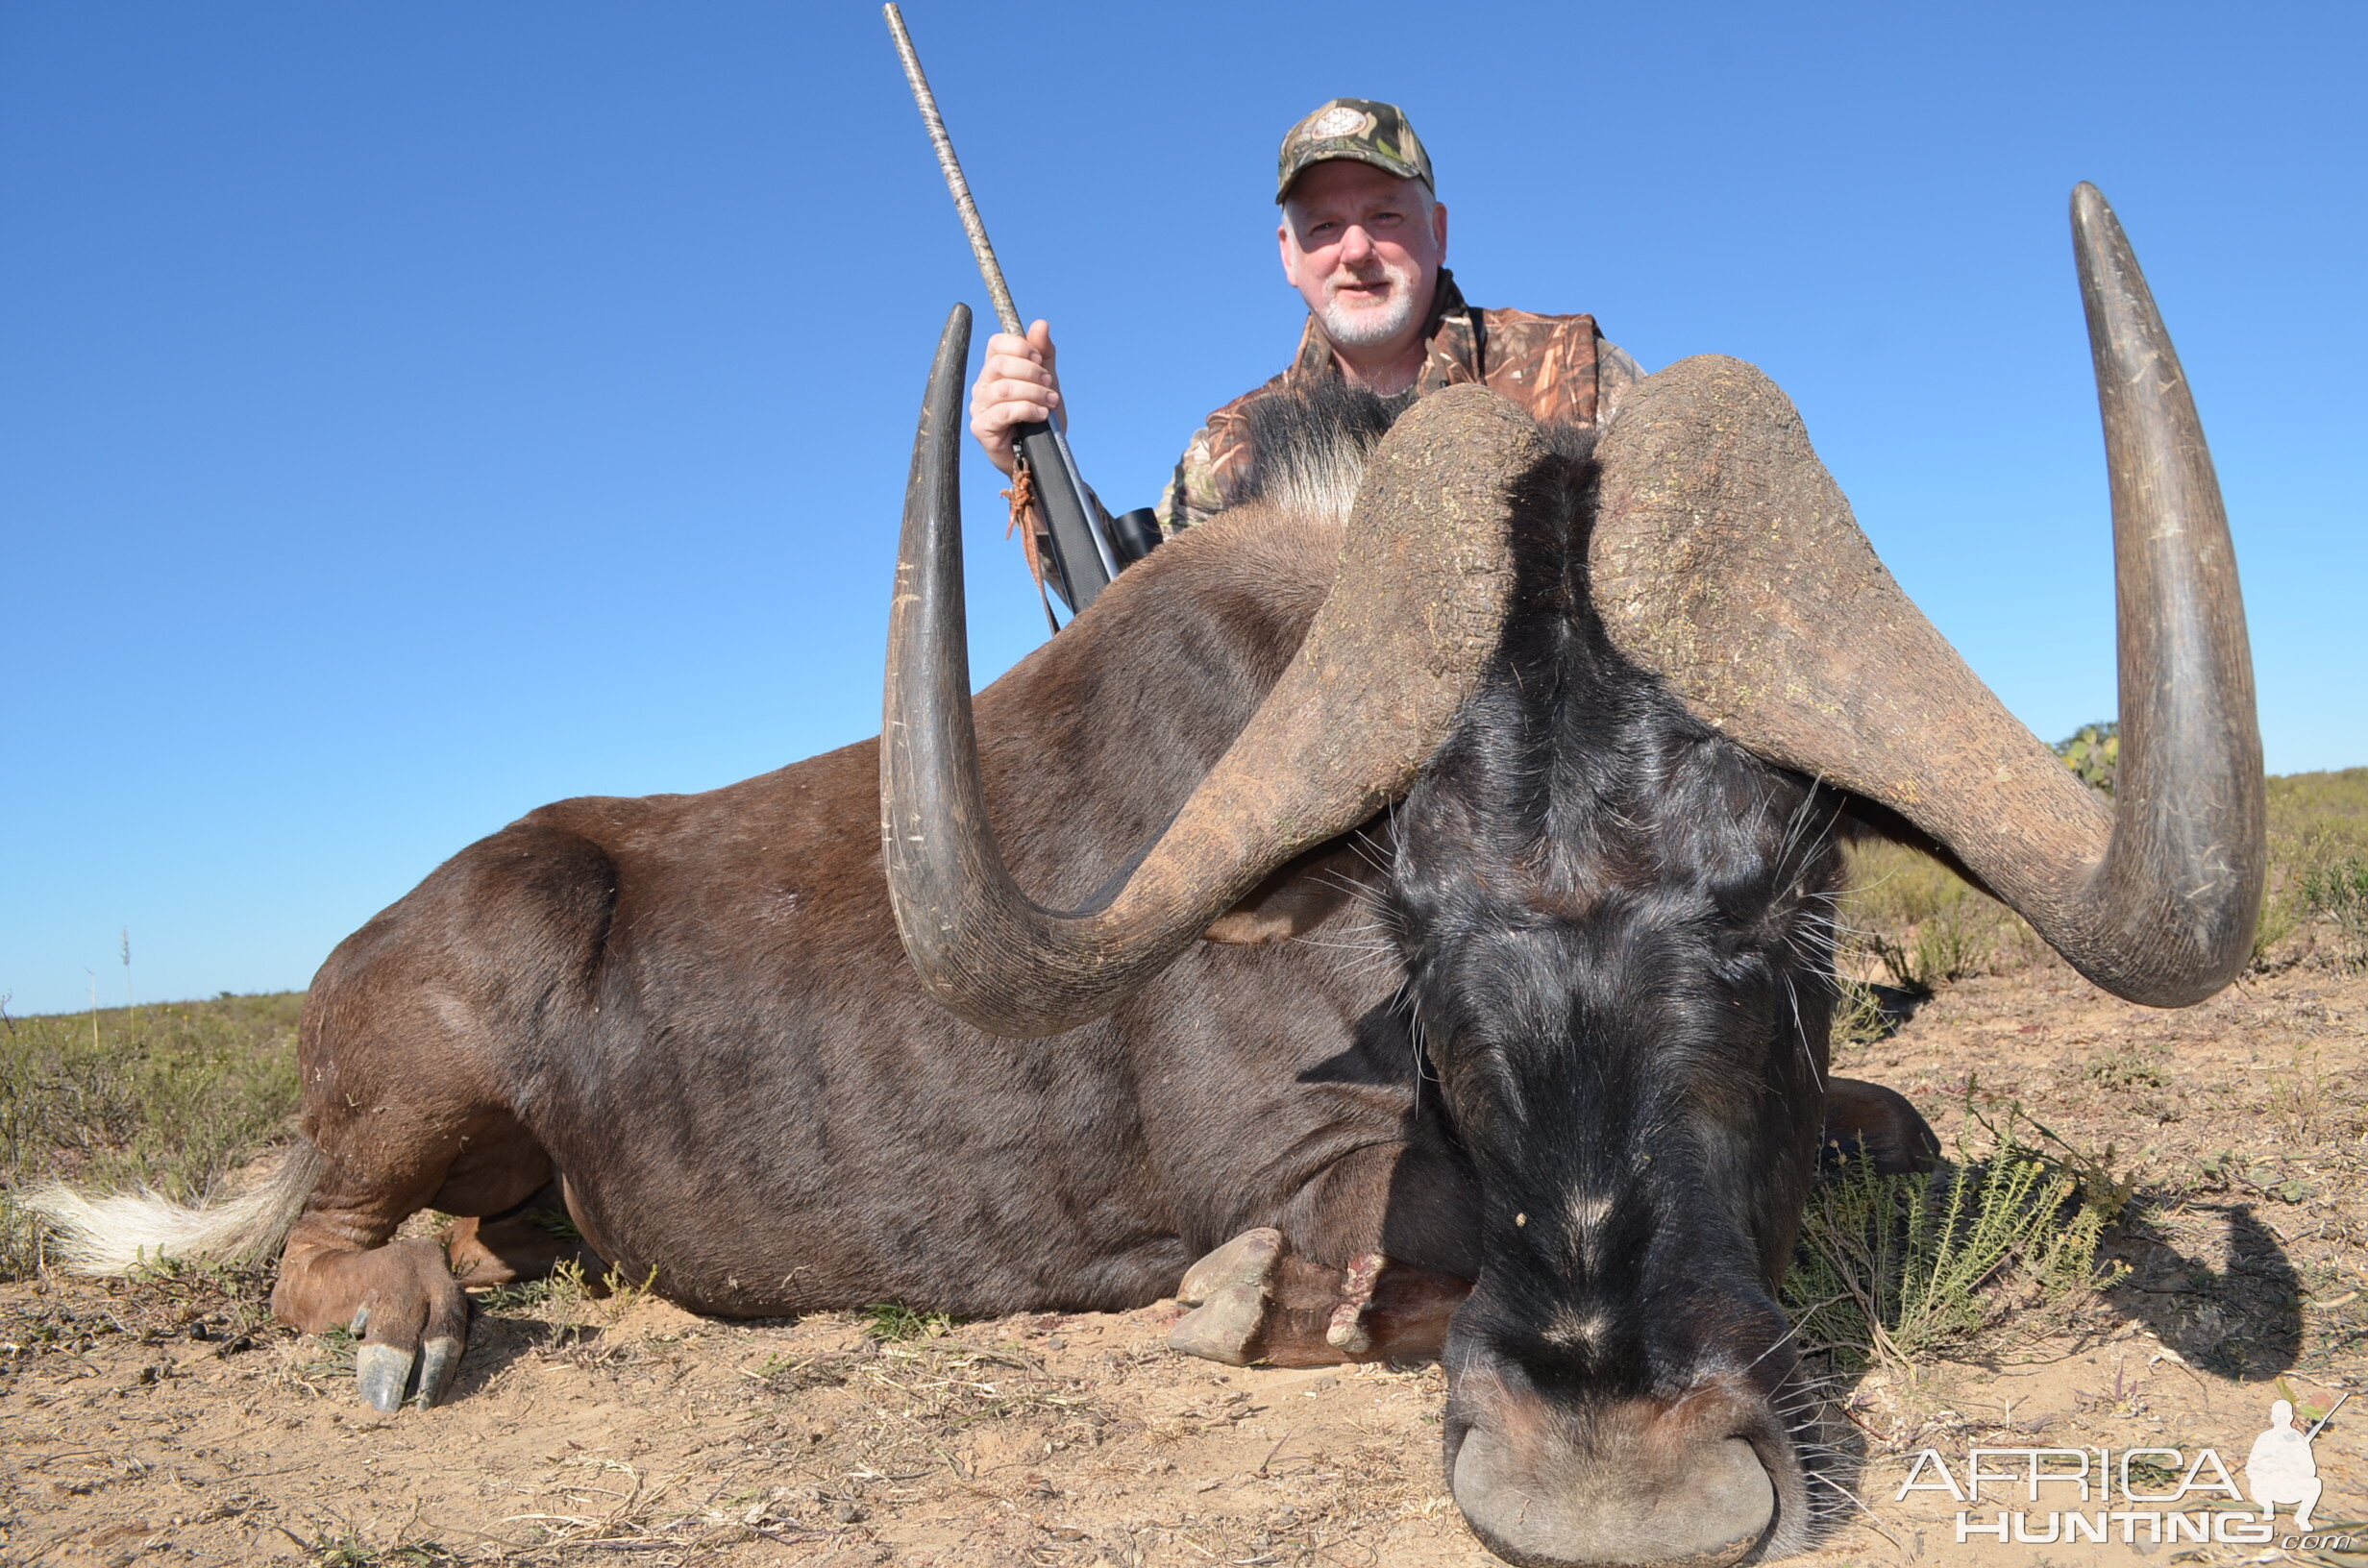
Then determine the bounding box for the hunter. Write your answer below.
[967,97,1643,536]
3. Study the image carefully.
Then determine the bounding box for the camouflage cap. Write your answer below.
[1275,98,1434,205]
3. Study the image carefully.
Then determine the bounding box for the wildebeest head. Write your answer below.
[878,185,2260,1567]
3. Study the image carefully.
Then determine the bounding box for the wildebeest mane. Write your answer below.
[1233,379,1600,529]
[1231,380,1414,524]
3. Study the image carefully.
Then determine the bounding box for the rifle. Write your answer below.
[883,4,1153,617]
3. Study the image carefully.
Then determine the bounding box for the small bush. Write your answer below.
[860,1302,957,1341]
[1832,977,1891,1048]
[2084,1044,2168,1090]
[2250,891,2303,970]
[1783,1134,2127,1376]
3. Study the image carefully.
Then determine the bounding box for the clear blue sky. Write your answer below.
[5,3,2361,1016]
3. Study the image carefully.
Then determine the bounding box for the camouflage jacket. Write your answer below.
[1157,269,1641,530]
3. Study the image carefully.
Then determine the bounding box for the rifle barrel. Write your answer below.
[882,5,1024,337]
[881,4,1119,611]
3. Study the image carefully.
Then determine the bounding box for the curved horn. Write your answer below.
[881,319,1529,1037]
[1590,184,2262,1007]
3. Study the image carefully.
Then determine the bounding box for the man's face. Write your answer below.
[1278,160,1448,353]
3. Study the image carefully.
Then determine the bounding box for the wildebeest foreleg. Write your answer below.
[1170,1227,1470,1367]
[445,1179,603,1288]
[1166,1098,1481,1367]
[1818,1075,1939,1174]
[1166,1075,1936,1368]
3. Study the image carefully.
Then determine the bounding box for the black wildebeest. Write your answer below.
[46,186,2258,1568]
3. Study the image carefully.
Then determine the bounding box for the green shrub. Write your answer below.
[1783,1139,2126,1376]
[2256,768,2368,969]
[860,1302,959,1341]
[1840,768,2368,983]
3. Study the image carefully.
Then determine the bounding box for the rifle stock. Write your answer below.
[1017,424,1117,611]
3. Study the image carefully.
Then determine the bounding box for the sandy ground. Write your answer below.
[4,949,2362,1568]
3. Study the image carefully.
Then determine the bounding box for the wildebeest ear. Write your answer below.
[1202,835,1385,944]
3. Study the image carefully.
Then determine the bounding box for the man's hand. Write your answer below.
[969,319,1062,477]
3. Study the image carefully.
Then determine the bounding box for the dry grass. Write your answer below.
[1802,767,2368,1386]
[0,992,301,1277]
[2304,855,2368,969]
[1835,766,2368,995]
[1836,840,2039,996]
[2266,767,2368,966]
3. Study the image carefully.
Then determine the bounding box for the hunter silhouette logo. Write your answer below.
[2246,1398,2323,1529]
[1898,1393,2355,1549]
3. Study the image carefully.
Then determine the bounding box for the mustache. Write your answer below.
[1325,258,1414,297]
[1316,257,1422,349]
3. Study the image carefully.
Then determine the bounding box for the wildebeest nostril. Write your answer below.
[1451,1423,1774,1568]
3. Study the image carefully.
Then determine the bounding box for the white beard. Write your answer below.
[1317,257,1423,350]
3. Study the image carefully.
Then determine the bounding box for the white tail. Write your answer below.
[26,1141,323,1276]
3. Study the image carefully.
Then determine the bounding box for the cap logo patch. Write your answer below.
[1308,106,1370,139]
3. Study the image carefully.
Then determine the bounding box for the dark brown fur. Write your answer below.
[272,501,1487,1349]
[270,401,1932,1436]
